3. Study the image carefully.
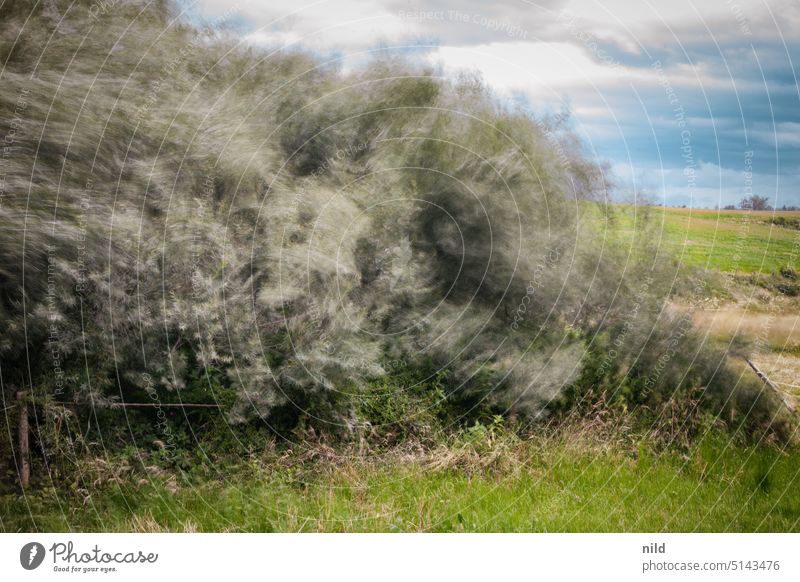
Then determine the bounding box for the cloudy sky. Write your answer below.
[188,0,800,208]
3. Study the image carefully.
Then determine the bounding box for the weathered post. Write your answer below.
[746,358,796,413]
[17,390,30,488]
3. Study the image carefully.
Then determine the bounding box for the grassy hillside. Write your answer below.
[585,206,800,274]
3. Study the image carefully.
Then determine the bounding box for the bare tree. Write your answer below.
[740,195,772,210]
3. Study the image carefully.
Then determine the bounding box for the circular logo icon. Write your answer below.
[20,542,46,570]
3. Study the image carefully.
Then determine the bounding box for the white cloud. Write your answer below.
[430,41,629,93]
[199,0,412,50]
[751,122,800,148]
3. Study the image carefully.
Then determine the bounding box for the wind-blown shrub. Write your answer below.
[0,0,779,444]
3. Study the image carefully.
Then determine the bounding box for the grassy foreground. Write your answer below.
[4,431,798,532]
[586,206,800,274]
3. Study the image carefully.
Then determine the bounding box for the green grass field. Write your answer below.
[583,206,800,274]
[4,432,798,532]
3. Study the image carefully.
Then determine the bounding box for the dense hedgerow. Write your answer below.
[0,0,784,456]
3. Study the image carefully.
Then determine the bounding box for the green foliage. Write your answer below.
[771,216,800,230]
[358,359,449,443]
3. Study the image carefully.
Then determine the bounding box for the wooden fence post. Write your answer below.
[17,391,30,488]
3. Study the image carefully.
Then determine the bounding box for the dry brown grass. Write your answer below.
[755,352,800,397]
[681,276,800,415]
[128,511,202,533]
[692,307,800,347]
